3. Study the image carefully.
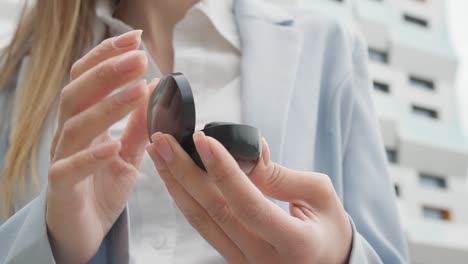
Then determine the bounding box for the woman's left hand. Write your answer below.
[147,131,353,264]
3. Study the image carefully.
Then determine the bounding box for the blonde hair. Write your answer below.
[0,0,97,218]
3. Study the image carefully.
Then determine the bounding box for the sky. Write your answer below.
[447,0,468,139]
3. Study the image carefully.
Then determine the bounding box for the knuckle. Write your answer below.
[241,203,271,226]
[95,38,113,57]
[95,63,108,81]
[185,213,210,238]
[207,198,232,224]
[59,86,71,106]
[70,59,82,80]
[314,173,335,197]
[102,97,120,116]
[163,177,178,192]
[172,170,187,183]
[62,119,78,140]
[264,163,285,195]
[212,162,236,185]
[48,164,60,183]
[283,236,313,261]
[68,155,84,172]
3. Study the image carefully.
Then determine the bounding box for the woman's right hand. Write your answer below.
[46,30,152,263]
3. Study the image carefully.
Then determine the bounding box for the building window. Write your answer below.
[423,207,451,221]
[394,184,401,197]
[403,14,429,28]
[373,81,390,93]
[409,75,435,91]
[368,48,389,64]
[412,105,438,119]
[420,173,447,190]
[385,148,398,164]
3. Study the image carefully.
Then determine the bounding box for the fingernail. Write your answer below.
[116,80,146,104]
[193,131,213,162]
[261,137,270,166]
[147,145,167,170]
[92,141,121,160]
[154,133,174,162]
[113,30,142,48]
[115,50,147,73]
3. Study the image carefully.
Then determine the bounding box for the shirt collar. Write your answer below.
[191,0,241,51]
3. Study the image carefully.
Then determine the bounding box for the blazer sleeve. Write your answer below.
[333,34,409,263]
[0,190,56,263]
[0,189,130,264]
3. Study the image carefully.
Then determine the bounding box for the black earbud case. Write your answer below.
[147,73,262,174]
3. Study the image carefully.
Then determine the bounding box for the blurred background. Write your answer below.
[1,0,467,263]
[286,1,468,264]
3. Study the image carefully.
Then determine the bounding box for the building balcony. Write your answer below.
[398,116,468,177]
[352,0,397,50]
[390,24,458,82]
[391,163,468,223]
[405,218,468,264]
[352,0,458,82]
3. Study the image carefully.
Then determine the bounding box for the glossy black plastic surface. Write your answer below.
[147,73,261,174]
[147,73,195,143]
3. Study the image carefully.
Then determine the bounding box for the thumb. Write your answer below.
[249,139,336,207]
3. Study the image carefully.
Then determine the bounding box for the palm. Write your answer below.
[47,101,150,261]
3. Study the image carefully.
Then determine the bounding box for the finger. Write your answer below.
[249,139,337,209]
[193,131,299,244]
[120,78,159,167]
[149,133,276,262]
[51,50,148,159]
[55,80,147,160]
[48,141,121,190]
[61,50,147,123]
[70,30,142,80]
[146,144,247,264]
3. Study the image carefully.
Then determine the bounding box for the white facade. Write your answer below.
[301,0,468,263]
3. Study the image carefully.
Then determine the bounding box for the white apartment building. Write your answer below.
[300,0,468,263]
[1,0,467,263]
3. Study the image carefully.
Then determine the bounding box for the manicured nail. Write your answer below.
[113,30,142,48]
[115,50,147,73]
[116,79,146,104]
[92,141,121,160]
[193,131,213,162]
[147,145,167,170]
[154,133,174,162]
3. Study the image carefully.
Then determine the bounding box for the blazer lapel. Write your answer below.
[234,0,303,163]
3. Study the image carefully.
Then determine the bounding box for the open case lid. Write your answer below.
[147,73,196,143]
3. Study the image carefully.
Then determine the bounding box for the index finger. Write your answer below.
[193,132,299,244]
[70,30,142,80]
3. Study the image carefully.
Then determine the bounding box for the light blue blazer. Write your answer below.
[0,0,408,263]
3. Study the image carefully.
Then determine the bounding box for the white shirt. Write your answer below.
[109,1,243,263]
